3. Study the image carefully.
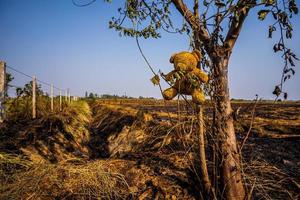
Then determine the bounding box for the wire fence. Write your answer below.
[0,61,79,121]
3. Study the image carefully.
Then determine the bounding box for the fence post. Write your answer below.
[68,89,71,103]
[59,90,62,111]
[0,61,6,122]
[50,84,54,111]
[65,90,67,101]
[66,89,69,103]
[32,76,36,119]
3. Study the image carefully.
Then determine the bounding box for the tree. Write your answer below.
[6,73,14,87]
[103,0,298,199]
[88,92,95,99]
[16,81,43,97]
[5,72,14,97]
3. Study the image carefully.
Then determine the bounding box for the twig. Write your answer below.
[240,95,259,151]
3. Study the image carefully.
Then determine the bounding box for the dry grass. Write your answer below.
[0,99,93,162]
[1,99,299,199]
[5,96,63,120]
[95,100,300,199]
[244,159,300,200]
[0,153,129,200]
[1,100,131,199]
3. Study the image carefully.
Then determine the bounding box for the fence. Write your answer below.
[0,61,79,122]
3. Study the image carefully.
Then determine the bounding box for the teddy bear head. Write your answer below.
[169,50,202,71]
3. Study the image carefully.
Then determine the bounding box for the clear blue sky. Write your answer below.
[0,0,299,99]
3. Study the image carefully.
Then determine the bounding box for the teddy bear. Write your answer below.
[162,50,208,104]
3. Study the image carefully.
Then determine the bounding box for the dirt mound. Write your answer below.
[0,101,92,162]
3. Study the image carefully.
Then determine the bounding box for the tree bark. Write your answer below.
[212,55,245,200]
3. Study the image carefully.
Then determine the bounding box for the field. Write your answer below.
[0,99,299,199]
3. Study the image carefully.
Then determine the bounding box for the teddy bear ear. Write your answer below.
[169,53,176,63]
[192,50,202,61]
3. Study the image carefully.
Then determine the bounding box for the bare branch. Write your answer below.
[224,1,255,53]
[240,95,259,151]
[171,0,211,51]
[194,0,199,18]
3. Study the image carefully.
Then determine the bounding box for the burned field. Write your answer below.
[0,99,299,199]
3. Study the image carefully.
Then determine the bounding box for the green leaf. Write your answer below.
[150,75,160,86]
[272,86,281,96]
[258,10,270,20]
[261,0,275,6]
[268,25,276,38]
[289,0,299,14]
[174,72,181,80]
[178,70,185,77]
[292,6,299,14]
[203,0,209,7]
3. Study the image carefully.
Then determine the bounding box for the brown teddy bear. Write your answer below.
[162,50,208,104]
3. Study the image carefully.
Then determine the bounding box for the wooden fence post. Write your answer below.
[66,89,69,103]
[68,89,71,103]
[50,84,54,112]
[65,90,67,101]
[0,61,6,122]
[59,90,62,111]
[32,76,36,119]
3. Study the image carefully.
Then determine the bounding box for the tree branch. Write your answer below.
[224,1,255,53]
[171,0,211,51]
[194,0,199,18]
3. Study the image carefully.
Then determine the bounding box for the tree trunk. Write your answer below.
[193,32,216,200]
[196,105,216,200]
[212,56,245,200]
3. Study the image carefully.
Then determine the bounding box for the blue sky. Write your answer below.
[0,0,299,99]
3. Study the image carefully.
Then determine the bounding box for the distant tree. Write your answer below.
[5,72,14,87]
[88,92,95,99]
[16,81,43,97]
[16,87,22,97]
[85,91,88,98]
[100,93,123,99]
[106,0,299,199]
[101,94,109,99]
[5,72,14,97]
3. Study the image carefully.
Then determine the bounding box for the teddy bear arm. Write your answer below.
[193,68,209,83]
[163,87,178,100]
[164,70,177,81]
